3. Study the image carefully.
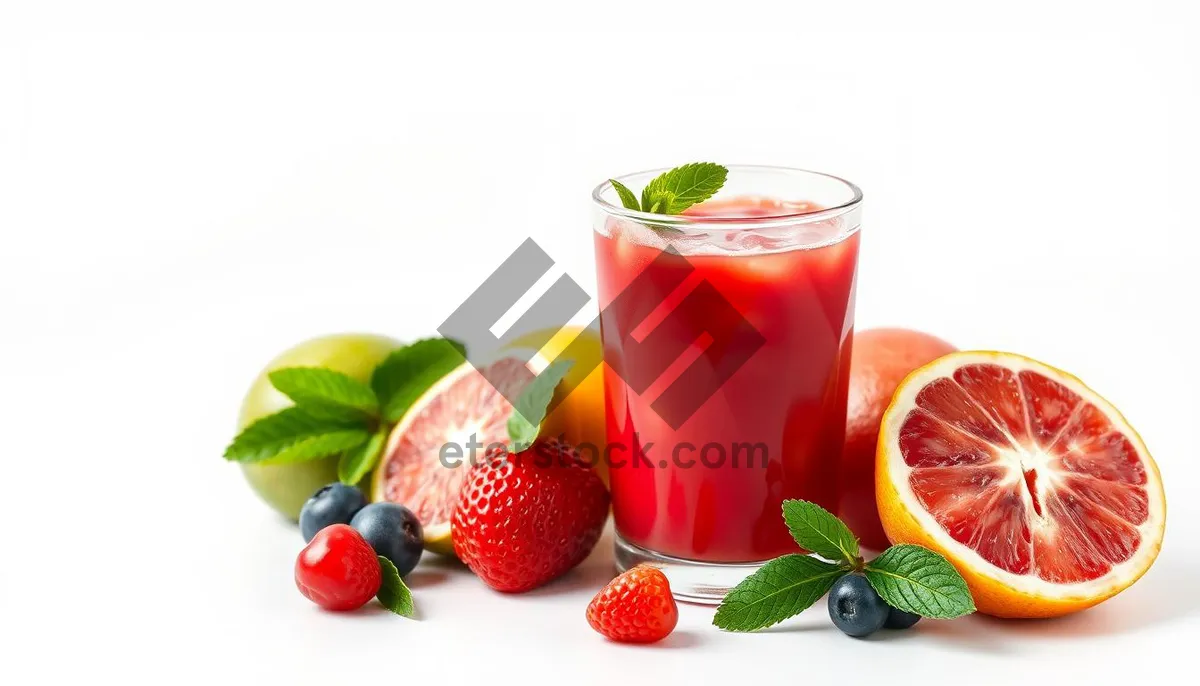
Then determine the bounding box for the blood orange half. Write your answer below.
[373,357,532,555]
[876,351,1165,618]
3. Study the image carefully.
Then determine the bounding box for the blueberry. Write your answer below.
[299,483,367,542]
[349,502,424,577]
[884,607,922,630]
[828,574,889,638]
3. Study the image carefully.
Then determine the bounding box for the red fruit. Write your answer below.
[295,524,382,611]
[452,438,610,592]
[586,565,678,643]
[840,328,956,550]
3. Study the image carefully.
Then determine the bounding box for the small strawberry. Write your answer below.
[587,565,679,643]
[452,438,609,593]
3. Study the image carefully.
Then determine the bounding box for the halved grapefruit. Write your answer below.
[373,357,532,555]
[876,351,1165,618]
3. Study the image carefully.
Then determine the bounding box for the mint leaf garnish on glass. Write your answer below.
[608,162,728,216]
[222,337,466,486]
[610,179,642,211]
[641,162,727,213]
[713,500,975,632]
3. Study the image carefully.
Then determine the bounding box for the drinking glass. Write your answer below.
[591,166,863,602]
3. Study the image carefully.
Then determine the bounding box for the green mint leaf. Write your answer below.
[646,190,677,215]
[223,407,371,464]
[337,427,389,485]
[782,499,860,564]
[268,367,379,417]
[713,554,848,632]
[641,162,727,214]
[376,556,415,617]
[296,403,376,423]
[370,338,466,423]
[610,179,641,211]
[506,359,574,451]
[507,415,539,452]
[864,544,976,619]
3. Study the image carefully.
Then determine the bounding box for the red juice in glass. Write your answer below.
[591,167,862,602]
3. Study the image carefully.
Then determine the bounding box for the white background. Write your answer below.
[3,2,1199,684]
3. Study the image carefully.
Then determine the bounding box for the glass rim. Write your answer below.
[591,164,864,232]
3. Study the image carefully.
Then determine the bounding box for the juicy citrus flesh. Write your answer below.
[877,351,1165,618]
[374,357,531,552]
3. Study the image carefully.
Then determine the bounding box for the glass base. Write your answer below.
[614,533,767,605]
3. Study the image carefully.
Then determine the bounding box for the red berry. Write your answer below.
[452,439,610,593]
[587,565,678,643]
[295,524,382,611]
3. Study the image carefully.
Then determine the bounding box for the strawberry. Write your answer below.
[586,565,678,643]
[452,438,610,593]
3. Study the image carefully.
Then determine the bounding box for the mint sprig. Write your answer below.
[610,179,641,211]
[268,367,379,417]
[713,554,849,632]
[506,359,574,450]
[782,500,860,565]
[223,407,371,464]
[376,556,415,617]
[641,162,727,213]
[337,427,390,486]
[608,162,728,216]
[713,500,975,632]
[223,337,465,485]
[864,545,976,619]
[371,338,466,423]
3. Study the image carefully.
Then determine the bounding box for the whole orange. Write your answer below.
[839,328,956,550]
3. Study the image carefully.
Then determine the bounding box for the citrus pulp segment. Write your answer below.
[373,357,532,555]
[876,351,1165,618]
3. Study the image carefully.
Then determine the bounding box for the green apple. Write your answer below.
[236,333,402,520]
